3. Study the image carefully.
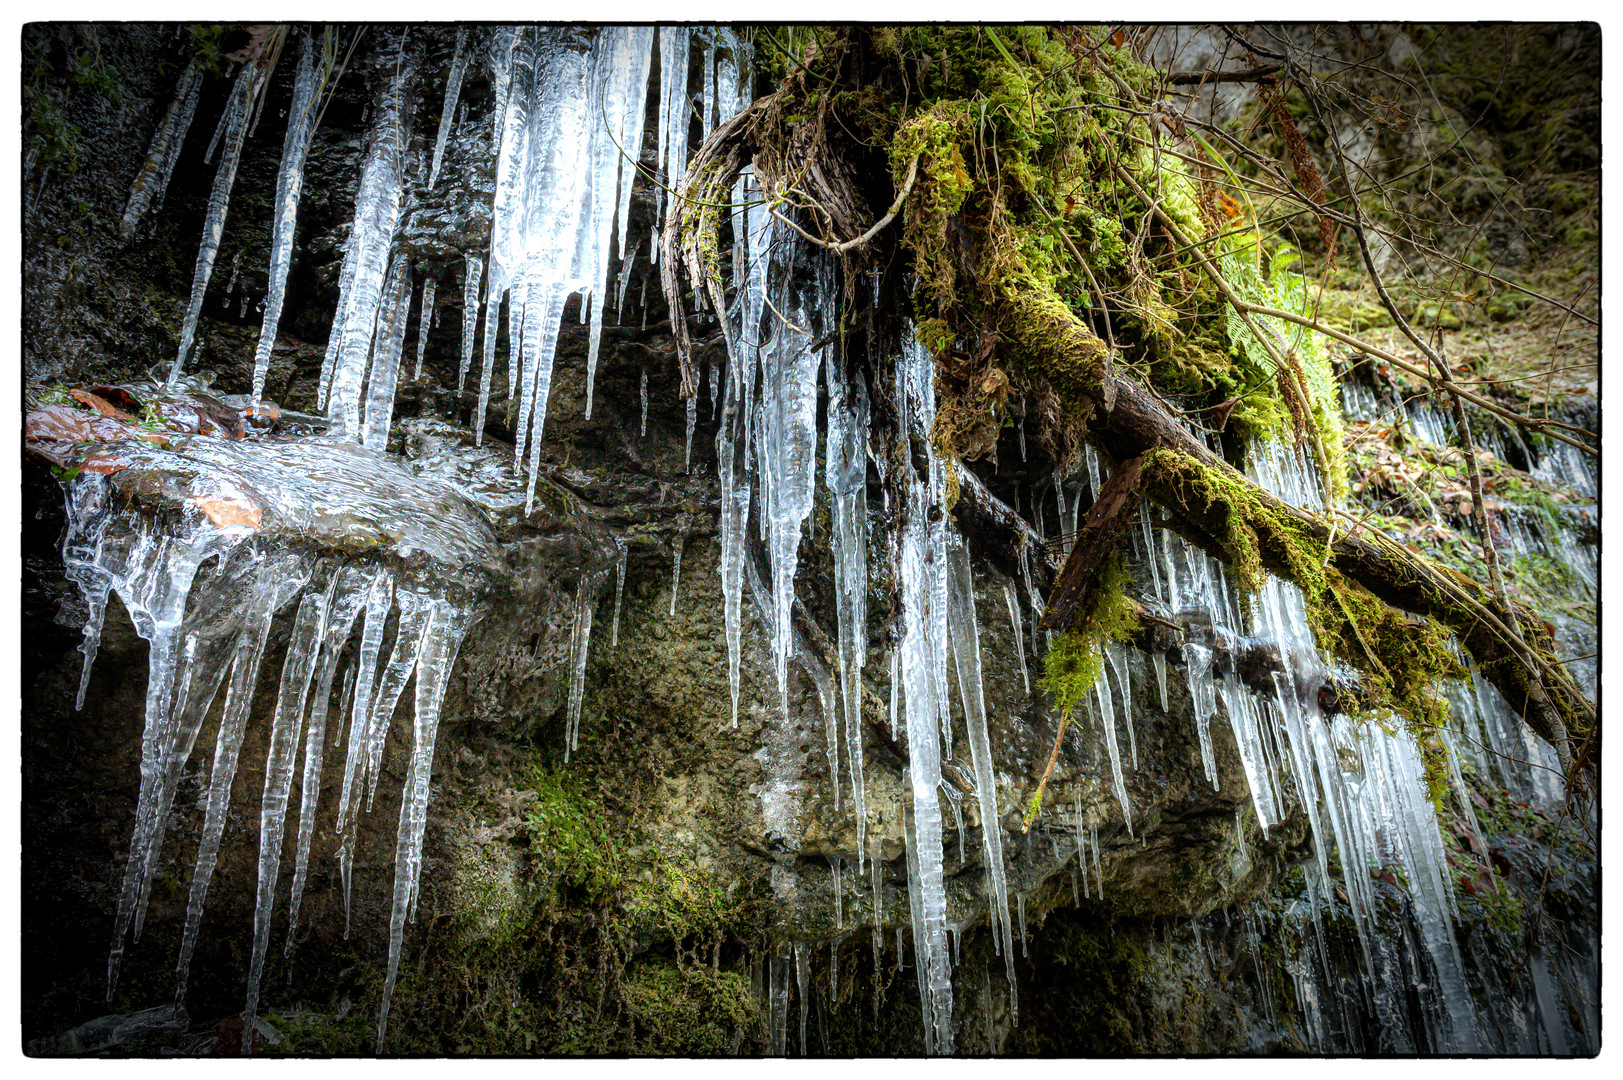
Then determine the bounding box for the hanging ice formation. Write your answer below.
[61,437,489,1050]
[172,58,262,381]
[120,58,203,242]
[457,252,483,390]
[413,275,436,379]
[825,346,870,867]
[427,28,470,189]
[250,33,319,406]
[1128,436,1487,1052]
[321,32,412,438]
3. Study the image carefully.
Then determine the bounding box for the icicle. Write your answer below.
[1017,895,1027,957]
[794,940,810,1054]
[173,553,312,1006]
[826,353,871,868]
[457,252,483,391]
[324,41,410,437]
[1017,415,1027,460]
[427,29,470,189]
[563,573,601,761]
[1052,471,1069,555]
[376,600,473,1050]
[897,329,954,1054]
[758,263,823,719]
[869,838,885,991]
[640,368,648,435]
[250,35,318,405]
[1092,663,1133,837]
[1184,642,1220,790]
[716,174,769,730]
[709,361,721,420]
[610,538,627,647]
[361,593,435,810]
[668,535,684,617]
[362,252,412,448]
[945,531,1017,1023]
[413,275,437,380]
[831,856,844,928]
[584,27,655,419]
[473,264,501,444]
[1108,643,1135,769]
[1002,579,1030,696]
[332,573,393,933]
[68,486,255,1000]
[1153,650,1168,713]
[172,60,260,381]
[685,395,697,469]
[121,59,203,242]
[654,28,693,238]
[242,585,331,1049]
[286,567,372,954]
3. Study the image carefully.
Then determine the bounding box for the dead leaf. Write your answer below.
[79,452,133,475]
[26,404,97,443]
[68,388,136,421]
[191,494,263,531]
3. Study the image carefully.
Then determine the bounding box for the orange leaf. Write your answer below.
[68,388,137,421]
[191,494,263,531]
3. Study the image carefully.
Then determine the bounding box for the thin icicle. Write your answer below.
[473,262,501,444]
[427,29,470,189]
[121,59,203,242]
[376,601,473,1050]
[457,252,483,391]
[563,572,602,761]
[685,395,697,469]
[1002,578,1030,696]
[172,59,260,381]
[826,353,870,868]
[610,538,627,647]
[250,35,319,405]
[653,28,693,239]
[945,533,1017,1022]
[668,535,684,617]
[413,275,436,380]
[362,253,412,448]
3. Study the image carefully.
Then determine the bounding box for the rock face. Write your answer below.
[21,24,1597,1056]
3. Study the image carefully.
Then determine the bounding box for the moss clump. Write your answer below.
[1031,552,1138,821]
[619,964,758,1054]
[1039,552,1139,716]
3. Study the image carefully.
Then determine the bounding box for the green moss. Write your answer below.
[620,965,758,1054]
[1140,445,1463,736]
[1032,553,1138,821]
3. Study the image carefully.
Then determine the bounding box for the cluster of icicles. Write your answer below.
[64,475,474,1053]
[136,25,751,488]
[101,22,1590,1057]
[101,24,751,1050]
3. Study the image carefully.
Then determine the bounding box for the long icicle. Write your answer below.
[427,28,470,189]
[250,34,319,405]
[376,601,473,1049]
[171,59,260,381]
[945,531,1018,1023]
[173,553,311,1006]
[241,584,331,1052]
[120,59,203,242]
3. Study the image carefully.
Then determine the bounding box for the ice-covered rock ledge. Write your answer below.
[27,394,585,1050]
